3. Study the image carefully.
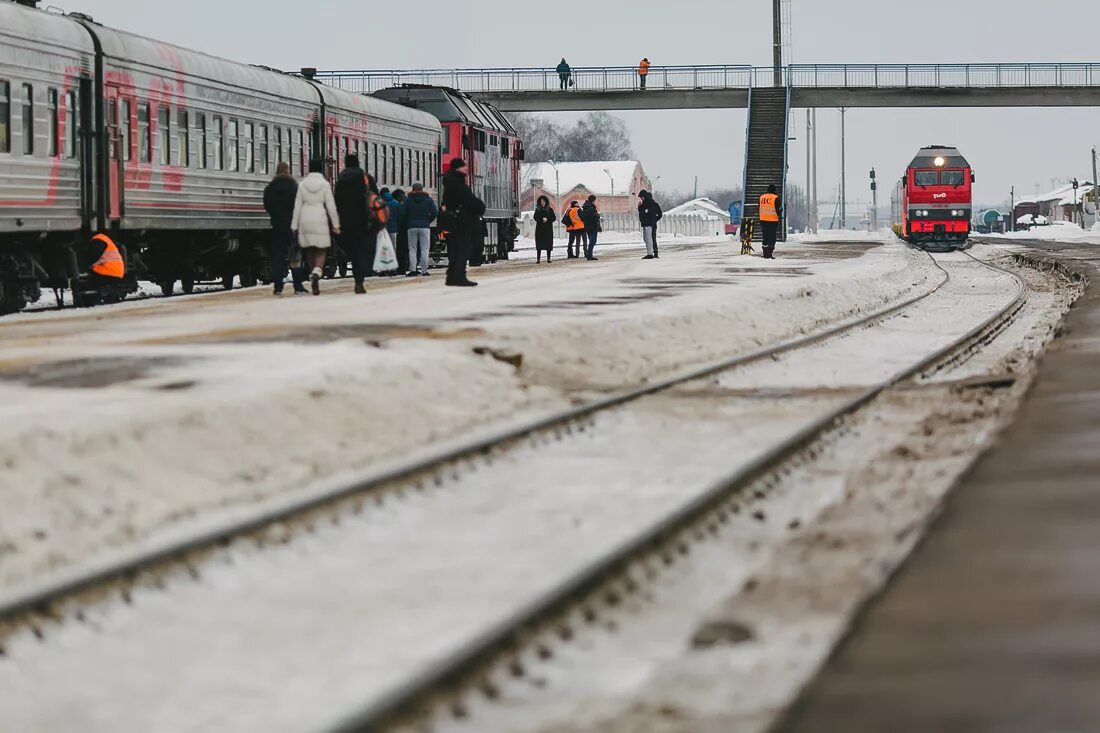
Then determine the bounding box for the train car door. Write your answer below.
[104,84,123,221]
[326,120,339,180]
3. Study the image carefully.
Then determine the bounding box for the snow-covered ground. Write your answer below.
[0,243,1077,733]
[982,221,1100,243]
[0,233,924,591]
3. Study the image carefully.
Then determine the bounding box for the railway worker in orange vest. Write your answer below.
[638,57,651,90]
[759,184,781,259]
[562,200,587,259]
[88,232,126,281]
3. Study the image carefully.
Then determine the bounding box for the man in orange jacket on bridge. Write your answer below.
[638,57,650,90]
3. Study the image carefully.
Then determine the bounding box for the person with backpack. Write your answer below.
[401,182,438,276]
[562,200,586,259]
[334,153,372,294]
[637,189,663,259]
[581,195,601,260]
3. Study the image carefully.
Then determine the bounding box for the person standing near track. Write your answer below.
[334,153,371,294]
[533,195,556,264]
[402,182,437,276]
[581,195,601,260]
[291,158,341,295]
[638,189,663,259]
[759,183,781,260]
[562,200,586,259]
[440,158,486,287]
[264,162,307,294]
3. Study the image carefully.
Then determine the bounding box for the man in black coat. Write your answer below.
[263,162,306,295]
[440,158,486,287]
[581,195,601,260]
[638,189,663,259]
[334,153,372,293]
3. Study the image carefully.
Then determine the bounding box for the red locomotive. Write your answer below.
[373,85,522,262]
[891,145,974,250]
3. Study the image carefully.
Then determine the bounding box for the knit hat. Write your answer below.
[450,158,467,171]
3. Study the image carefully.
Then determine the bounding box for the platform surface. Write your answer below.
[775,240,1100,733]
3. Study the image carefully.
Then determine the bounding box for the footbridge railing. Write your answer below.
[311,63,1100,95]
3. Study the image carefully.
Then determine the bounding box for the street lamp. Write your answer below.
[547,158,562,239]
[602,167,615,199]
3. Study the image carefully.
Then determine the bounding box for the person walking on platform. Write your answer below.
[759,184,781,260]
[638,189,663,259]
[581,195,601,260]
[557,58,572,90]
[264,162,307,294]
[402,182,437,276]
[393,188,410,274]
[534,195,556,264]
[291,159,341,295]
[440,158,486,287]
[562,200,586,258]
[638,57,651,89]
[334,153,372,294]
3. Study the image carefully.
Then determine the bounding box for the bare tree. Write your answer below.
[507,111,633,163]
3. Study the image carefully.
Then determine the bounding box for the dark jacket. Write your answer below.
[441,169,486,231]
[581,200,601,232]
[638,193,663,228]
[534,204,556,250]
[381,191,401,233]
[334,166,369,236]
[401,191,438,230]
[263,175,298,233]
[556,61,571,75]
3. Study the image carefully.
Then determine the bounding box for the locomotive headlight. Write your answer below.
[934,156,946,167]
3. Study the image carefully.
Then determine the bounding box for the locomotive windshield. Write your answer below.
[941,170,965,186]
[914,170,939,186]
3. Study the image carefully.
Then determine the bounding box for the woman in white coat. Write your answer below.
[291,158,341,295]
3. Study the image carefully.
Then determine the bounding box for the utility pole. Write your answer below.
[693,175,698,199]
[811,108,818,233]
[1010,186,1015,232]
[806,110,812,234]
[839,107,847,228]
[870,168,878,231]
[1092,147,1099,228]
[773,0,783,86]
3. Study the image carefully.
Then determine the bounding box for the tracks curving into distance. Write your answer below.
[0,247,1027,731]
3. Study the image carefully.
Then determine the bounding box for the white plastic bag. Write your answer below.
[373,230,398,272]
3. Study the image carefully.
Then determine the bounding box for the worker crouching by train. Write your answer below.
[264,162,307,295]
[562,201,586,259]
[75,232,131,306]
[292,159,342,295]
[759,184,782,260]
[440,158,486,287]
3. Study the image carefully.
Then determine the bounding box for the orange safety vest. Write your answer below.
[566,207,584,231]
[759,193,779,223]
[638,59,650,76]
[90,233,125,278]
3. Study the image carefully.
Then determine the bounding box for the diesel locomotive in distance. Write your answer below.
[891,145,974,251]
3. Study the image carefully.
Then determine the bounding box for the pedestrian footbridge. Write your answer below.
[313,63,1100,111]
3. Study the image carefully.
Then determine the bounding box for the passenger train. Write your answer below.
[0,0,444,314]
[891,145,975,251]
[372,85,523,263]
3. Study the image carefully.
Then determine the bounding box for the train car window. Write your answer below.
[138,103,151,163]
[244,122,254,174]
[372,143,378,177]
[913,170,938,186]
[196,113,207,169]
[298,129,305,175]
[120,99,131,161]
[286,128,293,170]
[275,127,282,169]
[177,109,189,167]
[157,106,170,165]
[227,119,239,172]
[64,90,77,158]
[941,170,965,187]
[21,84,33,155]
[107,97,118,160]
[47,89,58,157]
[343,136,349,162]
[0,81,9,153]
[390,145,396,185]
[211,115,223,170]
[501,138,509,159]
[441,128,450,155]
[259,125,269,175]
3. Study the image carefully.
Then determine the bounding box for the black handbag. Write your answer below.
[437,207,461,232]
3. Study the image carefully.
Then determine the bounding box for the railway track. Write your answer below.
[0,249,1027,732]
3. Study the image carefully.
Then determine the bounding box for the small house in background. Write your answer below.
[1013,180,1096,228]
[522,161,651,214]
[664,197,732,222]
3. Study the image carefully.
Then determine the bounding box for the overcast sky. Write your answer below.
[64,0,1100,214]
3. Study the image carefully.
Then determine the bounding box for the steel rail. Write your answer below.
[325,252,1027,733]
[0,250,952,632]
